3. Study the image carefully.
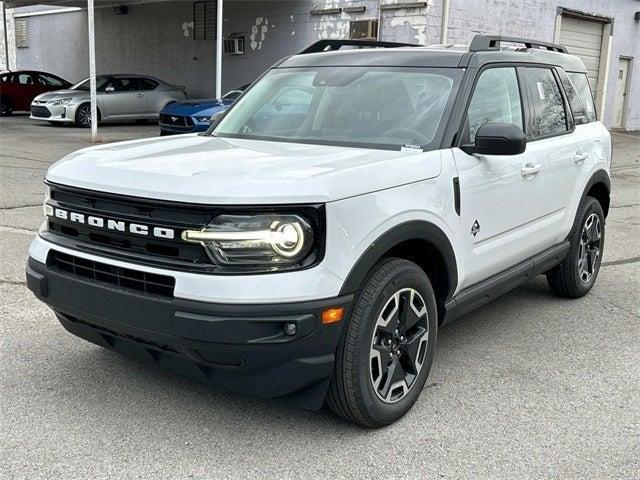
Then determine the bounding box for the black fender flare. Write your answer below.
[338,220,458,300]
[580,168,611,214]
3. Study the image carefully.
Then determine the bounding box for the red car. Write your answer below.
[0,70,72,116]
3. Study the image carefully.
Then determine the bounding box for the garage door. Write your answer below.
[559,16,604,95]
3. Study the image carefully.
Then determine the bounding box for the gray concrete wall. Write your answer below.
[10,0,640,128]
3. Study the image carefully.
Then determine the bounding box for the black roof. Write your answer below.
[279,36,587,74]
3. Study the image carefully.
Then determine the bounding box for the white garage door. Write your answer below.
[559,16,604,95]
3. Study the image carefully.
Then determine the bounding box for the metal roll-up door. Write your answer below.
[559,16,604,95]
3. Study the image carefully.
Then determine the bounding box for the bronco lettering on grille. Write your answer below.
[46,206,175,239]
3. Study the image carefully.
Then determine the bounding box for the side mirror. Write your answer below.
[209,111,224,126]
[461,122,526,156]
[104,86,115,93]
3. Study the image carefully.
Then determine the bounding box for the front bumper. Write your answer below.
[30,102,74,123]
[26,256,352,409]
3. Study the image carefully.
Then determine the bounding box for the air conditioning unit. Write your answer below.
[224,36,245,55]
[350,20,379,40]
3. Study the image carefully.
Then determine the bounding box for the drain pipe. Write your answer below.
[2,2,9,70]
[440,0,449,44]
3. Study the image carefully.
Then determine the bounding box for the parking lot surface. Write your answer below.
[1,115,639,479]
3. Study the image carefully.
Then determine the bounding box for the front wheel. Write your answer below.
[327,258,437,428]
[0,97,13,116]
[547,196,605,297]
[75,103,95,128]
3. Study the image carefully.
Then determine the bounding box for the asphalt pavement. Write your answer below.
[1,115,638,479]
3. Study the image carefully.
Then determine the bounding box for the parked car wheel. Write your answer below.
[0,97,13,116]
[75,103,99,128]
[547,196,605,298]
[327,258,437,428]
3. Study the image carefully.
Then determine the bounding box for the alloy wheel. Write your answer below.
[578,212,601,284]
[78,105,92,127]
[369,288,429,403]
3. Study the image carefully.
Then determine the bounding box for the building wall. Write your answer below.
[8,0,640,128]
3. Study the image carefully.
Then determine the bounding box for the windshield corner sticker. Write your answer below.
[536,81,546,100]
[401,144,424,153]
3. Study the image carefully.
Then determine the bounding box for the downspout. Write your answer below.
[87,0,98,142]
[440,0,449,44]
[2,2,9,70]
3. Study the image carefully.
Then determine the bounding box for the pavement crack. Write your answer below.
[601,256,640,267]
[0,153,52,165]
[0,225,38,235]
[589,291,640,320]
[0,203,41,211]
[0,280,27,286]
[609,203,639,209]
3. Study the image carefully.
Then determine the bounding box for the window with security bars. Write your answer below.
[15,18,28,48]
[350,20,378,40]
[193,1,216,41]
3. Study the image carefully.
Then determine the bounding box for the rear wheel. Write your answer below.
[0,97,13,116]
[327,258,437,427]
[547,196,605,297]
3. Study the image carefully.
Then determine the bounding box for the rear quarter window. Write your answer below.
[565,72,597,123]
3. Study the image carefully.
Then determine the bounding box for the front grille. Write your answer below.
[159,114,194,129]
[48,250,175,297]
[31,105,51,118]
[44,184,215,272]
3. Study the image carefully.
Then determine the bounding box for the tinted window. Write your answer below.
[15,73,35,85]
[522,68,567,138]
[106,78,138,92]
[465,67,523,143]
[36,73,64,87]
[566,72,597,123]
[139,78,159,90]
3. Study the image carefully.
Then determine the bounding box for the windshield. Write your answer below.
[211,67,461,150]
[71,76,110,91]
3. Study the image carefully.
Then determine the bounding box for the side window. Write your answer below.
[566,72,597,123]
[36,73,64,87]
[522,68,567,138]
[465,67,523,143]
[121,78,139,91]
[139,78,159,91]
[16,73,35,85]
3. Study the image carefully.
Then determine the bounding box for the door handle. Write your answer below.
[136,93,144,98]
[574,153,587,165]
[521,163,542,176]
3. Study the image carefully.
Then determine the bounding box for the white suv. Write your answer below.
[27,36,611,427]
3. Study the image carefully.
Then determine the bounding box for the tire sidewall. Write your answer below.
[569,197,605,295]
[352,262,437,425]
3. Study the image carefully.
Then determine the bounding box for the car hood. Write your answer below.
[46,135,442,204]
[161,99,230,116]
[34,89,87,102]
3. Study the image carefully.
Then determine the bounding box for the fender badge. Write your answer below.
[471,220,480,237]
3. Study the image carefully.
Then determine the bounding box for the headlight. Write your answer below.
[195,116,211,123]
[48,97,73,106]
[182,214,315,270]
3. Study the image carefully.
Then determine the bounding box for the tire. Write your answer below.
[327,258,438,428]
[546,196,605,298]
[75,103,96,128]
[0,97,13,116]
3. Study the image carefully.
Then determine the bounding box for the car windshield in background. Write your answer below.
[211,67,462,150]
[71,76,110,91]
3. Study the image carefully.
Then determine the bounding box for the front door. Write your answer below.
[452,66,548,288]
[101,77,143,118]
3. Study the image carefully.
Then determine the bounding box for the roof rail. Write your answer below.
[469,35,568,53]
[300,39,419,54]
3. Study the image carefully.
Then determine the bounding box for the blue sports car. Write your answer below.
[159,84,249,135]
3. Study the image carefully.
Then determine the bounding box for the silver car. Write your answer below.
[30,74,186,127]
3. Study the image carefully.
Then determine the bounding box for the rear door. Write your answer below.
[518,66,582,248]
[452,66,549,287]
[12,72,40,110]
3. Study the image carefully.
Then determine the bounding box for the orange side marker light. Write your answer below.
[322,307,344,324]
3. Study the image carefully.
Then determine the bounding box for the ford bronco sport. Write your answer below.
[27,36,611,427]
